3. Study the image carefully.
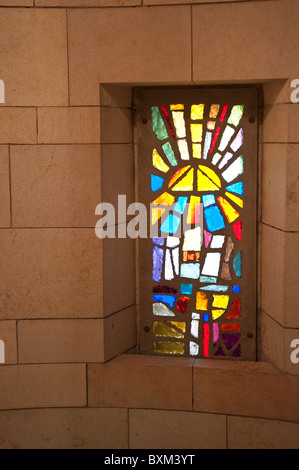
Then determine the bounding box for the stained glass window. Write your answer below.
[136,88,258,361]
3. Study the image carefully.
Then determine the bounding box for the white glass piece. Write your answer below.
[212,152,222,166]
[222,156,243,183]
[182,226,202,252]
[166,236,180,248]
[190,341,199,356]
[203,131,212,159]
[172,111,186,138]
[153,302,175,316]
[172,247,179,275]
[201,252,221,277]
[191,319,199,338]
[192,312,200,320]
[165,249,174,280]
[218,125,235,152]
[210,235,225,248]
[178,139,190,160]
[218,152,233,169]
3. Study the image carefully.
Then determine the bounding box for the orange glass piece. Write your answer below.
[196,291,208,310]
[209,104,220,119]
[153,191,175,206]
[168,165,190,188]
[187,195,201,224]
[151,207,165,225]
[217,196,240,223]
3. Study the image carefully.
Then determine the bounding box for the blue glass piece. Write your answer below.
[200,275,217,284]
[202,194,216,208]
[225,182,244,196]
[180,263,200,279]
[152,237,165,246]
[180,283,193,295]
[200,285,228,292]
[153,294,176,307]
[203,313,209,322]
[174,196,188,214]
[204,205,226,232]
[233,251,242,278]
[232,285,241,293]
[152,245,164,282]
[151,174,164,192]
[160,214,181,234]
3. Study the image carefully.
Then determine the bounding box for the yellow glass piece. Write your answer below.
[168,165,190,188]
[209,104,220,119]
[153,321,185,339]
[152,149,169,173]
[190,123,203,143]
[151,207,165,225]
[196,291,208,310]
[217,196,240,223]
[192,143,201,159]
[212,294,229,309]
[225,191,243,208]
[153,191,175,206]
[187,195,201,224]
[172,111,186,139]
[153,341,184,355]
[171,168,194,191]
[170,104,184,111]
[212,309,225,320]
[198,165,221,188]
[207,121,216,130]
[191,104,204,120]
[197,169,220,192]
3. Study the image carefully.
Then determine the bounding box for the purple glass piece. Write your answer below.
[221,332,241,350]
[232,343,241,357]
[153,285,178,294]
[153,237,165,246]
[215,345,226,356]
[230,128,243,152]
[152,245,164,282]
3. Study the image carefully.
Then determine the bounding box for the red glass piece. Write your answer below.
[210,126,221,154]
[233,220,242,241]
[176,296,191,314]
[219,103,229,123]
[203,322,209,357]
[221,323,241,331]
[225,298,241,319]
[160,105,176,139]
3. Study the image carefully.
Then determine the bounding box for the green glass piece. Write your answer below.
[151,106,168,140]
[162,142,177,166]
[227,105,244,127]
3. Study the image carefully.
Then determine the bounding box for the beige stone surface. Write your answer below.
[18,319,104,363]
[0,108,36,144]
[103,306,137,361]
[193,359,299,421]
[10,144,101,228]
[263,79,293,106]
[261,224,299,328]
[129,409,226,449]
[262,144,299,232]
[0,364,86,409]
[88,354,193,410]
[0,321,17,364]
[0,0,32,4]
[37,0,140,4]
[260,310,284,372]
[100,84,133,108]
[100,107,133,143]
[0,146,10,227]
[0,229,102,319]
[38,107,101,144]
[263,104,299,143]
[0,407,128,449]
[192,0,299,82]
[68,6,192,105]
[228,416,299,449]
[0,9,68,106]
[102,235,136,316]
[101,143,134,210]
